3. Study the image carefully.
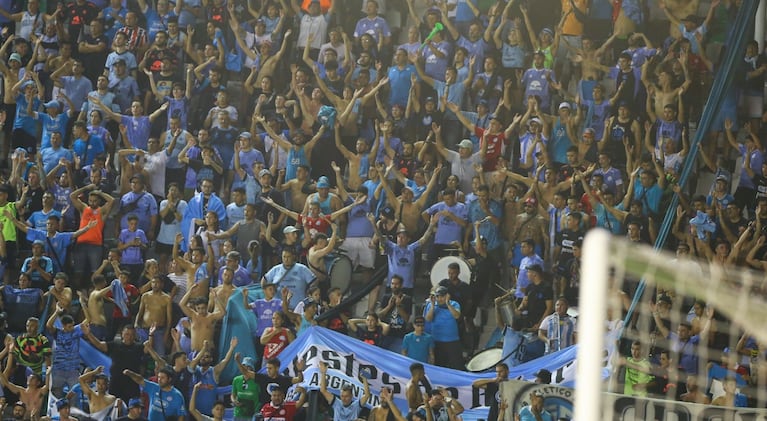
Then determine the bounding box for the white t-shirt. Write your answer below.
[144,150,169,197]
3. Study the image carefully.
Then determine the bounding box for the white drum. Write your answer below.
[430,256,472,287]
[465,347,503,372]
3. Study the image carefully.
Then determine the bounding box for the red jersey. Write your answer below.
[263,327,291,361]
[474,127,508,171]
[261,402,298,421]
[107,283,139,318]
[297,214,331,238]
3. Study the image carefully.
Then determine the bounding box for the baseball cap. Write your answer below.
[114,58,127,65]
[128,398,144,408]
[531,390,545,398]
[413,316,425,324]
[582,127,596,136]
[528,117,543,126]
[8,53,21,63]
[241,357,257,371]
[32,240,45,247]
[716,174,729,182]
[239,131,252,139]
[56,400,69,410]
[657,294,673,305]
[425,96,436,103]
[477,99,488,106]
[458,139,474,150]
[317,176,330,189]
[541,28,554,36]
[435,286,448,296]
[44,100,61,109]
[381,206,395,219]
[283,226,300,234]
[258,169,272,178]
[558,102,571,110]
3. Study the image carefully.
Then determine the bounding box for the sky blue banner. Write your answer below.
[263,327,596,418]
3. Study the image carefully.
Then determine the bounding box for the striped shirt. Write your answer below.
[541,313,577,354]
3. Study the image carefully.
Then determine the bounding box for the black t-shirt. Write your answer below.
[525,281,553,328]
[107,341,146,400]
[254,374,293,406]
[357,326,385,347]
[409,111,443,142]
[173,367,194,405]
[555,229,583,270]
[378,293,413,337]
[438,280,471,309]
[485,381,501,421]
[80,34,108,68]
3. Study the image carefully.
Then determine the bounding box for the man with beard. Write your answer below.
[83,325,147,400]
[369,387,406,421]
[180,178,226,252]
[123,367,186,421]
[257,115,325,182]
[188,338,237,415]
[379,163,442,234]
[377,275,412,353]
[472,363,509,421]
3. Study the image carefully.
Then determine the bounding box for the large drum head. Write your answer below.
[329,256,353,294]
[465,347,503,372]
[430,256,472,287]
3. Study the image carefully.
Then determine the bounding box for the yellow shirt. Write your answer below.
[562,0,588,36]
[0,202,17,241]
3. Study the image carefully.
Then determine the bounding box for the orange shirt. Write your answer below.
[77,206,105,245]
[562,0,588,36]
[300,0,332,14]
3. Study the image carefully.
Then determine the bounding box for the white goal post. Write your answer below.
[577,228,767,418]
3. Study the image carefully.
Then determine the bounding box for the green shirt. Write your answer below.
[232,375,260,417]
[0,202,17,241]
[624,357,653,397]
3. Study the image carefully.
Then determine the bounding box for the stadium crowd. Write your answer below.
[0,0,764,418]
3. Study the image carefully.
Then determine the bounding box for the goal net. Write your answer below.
[574,229,767,420]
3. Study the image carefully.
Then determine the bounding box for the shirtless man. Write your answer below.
[179,284,226,351]
[45,273,73,315]
[209,266,236,314]
[79,276,112,341]
[228,2,292,82]
[506,165,587,207]
[0,36,27,140]
[276,165,314,213]
[0,373,47,419]
[642,56,691,119]
[135,277,173,355]
[78,366,118,419]
[380,163,442,234]
[368,387,406,421]
[333,124,379,191]
[509,197,548,258]
[500,184,524,244]
[307,223,339,284]
[172,233,208,299]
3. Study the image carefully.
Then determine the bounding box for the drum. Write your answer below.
[328,255,353,294]
[497,298,516,327]
[430,256,472,287]
[465,347,503,373]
